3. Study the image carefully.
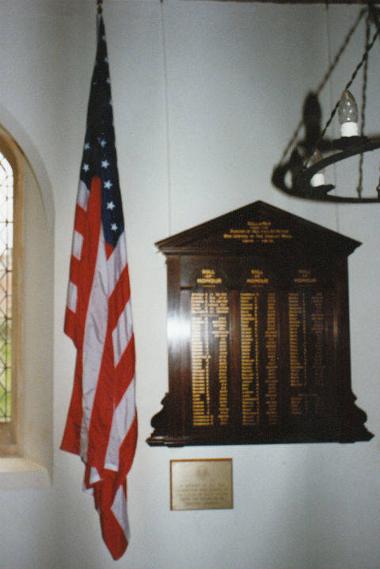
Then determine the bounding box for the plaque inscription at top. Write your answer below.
[147,201,373,446]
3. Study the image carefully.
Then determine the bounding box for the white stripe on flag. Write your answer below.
[112,301,133,367]
[111,485,131,541]
[77,180,90,211]
[82,482,94,495]
[72,230,84,260]
[80,227,109,462]
[90,467,101,485]
[104,379,136,471]
[67,282,78,312]
[107,230,127,294]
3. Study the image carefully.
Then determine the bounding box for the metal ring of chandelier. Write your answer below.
[293,136,380,203]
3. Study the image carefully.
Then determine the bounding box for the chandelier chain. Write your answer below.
[357,14,371,198]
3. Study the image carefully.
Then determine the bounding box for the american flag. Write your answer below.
[61,11,137,560]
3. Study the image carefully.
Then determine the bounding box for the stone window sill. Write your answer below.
[0,458,50,490]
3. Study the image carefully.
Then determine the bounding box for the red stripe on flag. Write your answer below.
[74,205,88,235]
[69,257,81,287]
[114,337,135,403]
[105,241,114,259]
[117,415,138,483]
[64,307,76,341]
[86,332,115,471]
[61,177,102,451]
[108,263,131,328]
[60,349,83,455]
[75,177,103,344]
[93,476,128,560]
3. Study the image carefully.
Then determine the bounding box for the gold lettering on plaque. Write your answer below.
[170,459,233,511]
[311,292,325,389]
[288,281,326,418]
[191,292,213,427]
[246,269,269,286]
[293,269,317,284]
[240,269,279,427]
[224,220,292,244]
[191,287,230,427]
[240,292,260,426]
[265,292,278,425]
[196,269,222,286]
[289,291,307,392]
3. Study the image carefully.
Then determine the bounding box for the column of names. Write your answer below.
[265,292,278,425]
[240,292,260,426]
[191,292,213,427]
[288,279,326,418]
[288,291,308,416]
[191,288,230,427]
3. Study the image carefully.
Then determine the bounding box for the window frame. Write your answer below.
[0,131,23,456]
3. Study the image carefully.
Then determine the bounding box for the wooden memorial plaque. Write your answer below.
[147,201,373,446]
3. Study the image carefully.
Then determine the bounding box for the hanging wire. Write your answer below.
[356,12,371,198]
[160,0,173,236]
[279,7,366,165]
[325,2,340,230]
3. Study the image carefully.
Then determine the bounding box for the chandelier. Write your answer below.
[272,3,380,203]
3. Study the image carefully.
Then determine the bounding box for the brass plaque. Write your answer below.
[170,459,233,511]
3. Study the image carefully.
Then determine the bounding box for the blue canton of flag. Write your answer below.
[80,18,124,248]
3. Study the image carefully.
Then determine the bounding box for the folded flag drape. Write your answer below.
[61,10,137,560]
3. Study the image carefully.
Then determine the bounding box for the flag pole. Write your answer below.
[96,0,103,38]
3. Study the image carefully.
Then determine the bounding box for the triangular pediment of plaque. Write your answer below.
[156,201,360,257]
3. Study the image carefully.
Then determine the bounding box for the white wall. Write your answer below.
[0,1,379,569]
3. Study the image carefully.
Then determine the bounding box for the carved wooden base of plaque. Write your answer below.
[147,202,373,447]
[147,392,372,446]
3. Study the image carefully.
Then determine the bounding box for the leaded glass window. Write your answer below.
[0,152,13,424]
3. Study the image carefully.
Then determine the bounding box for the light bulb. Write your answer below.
[308,150,325,187]
[338,90,359,137]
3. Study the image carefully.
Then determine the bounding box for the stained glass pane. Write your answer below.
[0,152,13,423]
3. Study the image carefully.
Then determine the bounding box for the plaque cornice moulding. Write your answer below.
[155,201,360,257]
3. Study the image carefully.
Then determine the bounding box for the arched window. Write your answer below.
[0,126,52,471]
[0,134,22,455]
[0,151,14,426]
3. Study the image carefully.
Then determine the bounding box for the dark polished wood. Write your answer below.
[147,201,373,446]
